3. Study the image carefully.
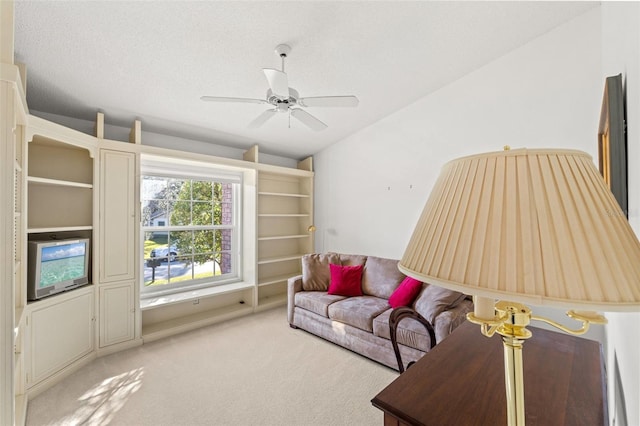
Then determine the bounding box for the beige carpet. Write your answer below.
[26,306,398,426]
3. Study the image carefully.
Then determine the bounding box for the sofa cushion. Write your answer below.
[328,296,390,332]
[388,276,423,308]
[361,256,405,299]
[328,264,364,297]
[295,291,346,318]
[338,253,368,267]
[413,284,467,323]
[301,252,341,291]
[373,309,433,352]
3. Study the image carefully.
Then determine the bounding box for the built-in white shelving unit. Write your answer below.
[26,135,95,237]
[5,102,314,420]
[255,164,314,311]
[21,124,98,398]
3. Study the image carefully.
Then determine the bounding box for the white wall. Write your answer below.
[316,4,640,423]
[315,8,601,256]
[314,0,624,409]
[315,7,609,342]
[601,2,640,425]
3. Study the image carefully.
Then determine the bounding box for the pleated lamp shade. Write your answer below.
[398,148,640,311]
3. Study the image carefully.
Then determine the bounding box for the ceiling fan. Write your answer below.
[201,44,359,131]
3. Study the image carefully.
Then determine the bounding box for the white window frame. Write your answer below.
[140,155,243,298]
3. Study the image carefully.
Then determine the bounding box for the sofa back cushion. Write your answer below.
[413,284,467,323]
[361,256,405,299]
[301,252,341,291]
[338,253,368,267]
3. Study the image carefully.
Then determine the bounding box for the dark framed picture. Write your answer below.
[598,73,627,217]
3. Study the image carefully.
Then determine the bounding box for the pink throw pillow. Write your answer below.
[328,264,363,297]
[389,276,423,308]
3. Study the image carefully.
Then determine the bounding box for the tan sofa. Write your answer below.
[287,252,473,370]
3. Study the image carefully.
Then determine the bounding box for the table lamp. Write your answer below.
[398,148,640,426]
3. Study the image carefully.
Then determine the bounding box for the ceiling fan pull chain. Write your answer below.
[288,110,291,128]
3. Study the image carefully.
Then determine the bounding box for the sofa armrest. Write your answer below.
[287,275,303,324]
[433,299,474,343]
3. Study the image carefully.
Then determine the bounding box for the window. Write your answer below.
[141,157,242,296]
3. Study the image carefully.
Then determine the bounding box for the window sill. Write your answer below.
[140,281,254,311]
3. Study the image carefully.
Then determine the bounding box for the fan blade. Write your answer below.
[297,96,359,108]
[291,109,327,131]
[248,109,277,129]
[263,68,290,99]
[201,96,267,104]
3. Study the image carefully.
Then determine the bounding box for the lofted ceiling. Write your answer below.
[13,1,598,159]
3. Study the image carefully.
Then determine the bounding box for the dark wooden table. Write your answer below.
[372,321,607,426]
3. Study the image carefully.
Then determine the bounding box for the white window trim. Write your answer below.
[140,155,243,300]
[141,155,242,183]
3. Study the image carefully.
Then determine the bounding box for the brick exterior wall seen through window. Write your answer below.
[220,183,232,274]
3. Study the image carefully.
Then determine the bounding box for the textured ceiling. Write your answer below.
[13,1,597,159]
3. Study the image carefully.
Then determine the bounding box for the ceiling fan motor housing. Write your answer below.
[267,88,299,112]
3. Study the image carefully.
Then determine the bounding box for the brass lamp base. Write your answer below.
[468,301,532,426]
[467,300,607,426]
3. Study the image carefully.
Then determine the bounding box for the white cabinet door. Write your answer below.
[99,150,135,283]
[28,291,94,386]
[99,282,135,347]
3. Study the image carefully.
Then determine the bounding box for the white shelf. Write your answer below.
[258,191,310,198]
[28,225,93,234]
[14,160,22,172]
[26,284,94,308]
[258,234,309,241]
[255,293,287,311]
[28,176,93,189]
[258,274,298,287]
[257,254,304,265]
[258,213,310,218]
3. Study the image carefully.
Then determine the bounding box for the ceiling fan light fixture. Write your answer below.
[201,43,358,131]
